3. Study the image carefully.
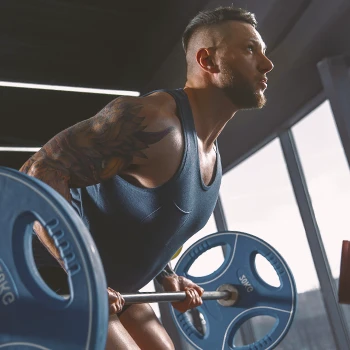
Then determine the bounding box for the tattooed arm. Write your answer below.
[20,96,174,261]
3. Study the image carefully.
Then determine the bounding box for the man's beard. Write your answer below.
[220,66,266,109]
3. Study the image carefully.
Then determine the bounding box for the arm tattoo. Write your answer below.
[20,100,174,188]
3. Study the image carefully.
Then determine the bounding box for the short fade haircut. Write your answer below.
[182,6,257,54]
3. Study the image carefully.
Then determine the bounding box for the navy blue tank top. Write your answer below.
[35,89,222,292]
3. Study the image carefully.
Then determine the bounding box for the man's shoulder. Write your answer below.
[114,92,183,168]
[102,92,180,137]
[142,91,178,120]
[108,91,177,120]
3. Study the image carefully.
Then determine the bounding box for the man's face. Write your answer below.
[215,21,274,109]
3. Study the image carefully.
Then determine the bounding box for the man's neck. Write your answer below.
[183,85,239,153]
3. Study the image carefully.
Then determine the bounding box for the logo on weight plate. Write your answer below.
[238,272,254,293]
[0,259,17,306]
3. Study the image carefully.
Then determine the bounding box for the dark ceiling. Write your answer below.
[1,0,350,171]
[0,0,208,89]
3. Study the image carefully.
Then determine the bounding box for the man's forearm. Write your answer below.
[155,263,176,284]
[33,221,66,270]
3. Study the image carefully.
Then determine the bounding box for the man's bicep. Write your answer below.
[56,98,142,186]
[45,97,173,187]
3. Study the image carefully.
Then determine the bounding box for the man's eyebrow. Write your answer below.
[248,39,267,52]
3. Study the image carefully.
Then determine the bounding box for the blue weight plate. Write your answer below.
[171,231,297,350]
[0,167,108,350]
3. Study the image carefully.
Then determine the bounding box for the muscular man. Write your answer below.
[20,6,273,349]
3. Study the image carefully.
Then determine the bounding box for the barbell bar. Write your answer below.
[122,284,238,305]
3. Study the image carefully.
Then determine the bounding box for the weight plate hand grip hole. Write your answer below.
[254,253,281,289]
[188,245,227,277]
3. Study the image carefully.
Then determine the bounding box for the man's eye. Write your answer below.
[247,46,254,52]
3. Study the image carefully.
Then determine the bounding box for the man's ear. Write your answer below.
[196,48,219,73]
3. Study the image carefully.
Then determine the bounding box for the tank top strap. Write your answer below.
[161,89,195,132]
[161,88,220,151]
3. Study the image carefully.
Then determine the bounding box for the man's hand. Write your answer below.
[107,287,125,315]
[162,274,204,313]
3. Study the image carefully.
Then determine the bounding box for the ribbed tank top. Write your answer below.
[35,89,222,292]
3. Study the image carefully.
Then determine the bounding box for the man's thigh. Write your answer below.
[106,314,141,350]
[119,303,175,350]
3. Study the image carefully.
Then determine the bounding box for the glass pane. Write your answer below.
[220,138,336,349]
[292,99,350,328]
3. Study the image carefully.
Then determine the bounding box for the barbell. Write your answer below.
[123,285,237,306]
[0,166,297,350]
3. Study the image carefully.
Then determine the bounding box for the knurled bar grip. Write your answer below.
[123,290,234,304]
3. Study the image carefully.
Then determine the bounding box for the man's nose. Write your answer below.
[260,54,274,74]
